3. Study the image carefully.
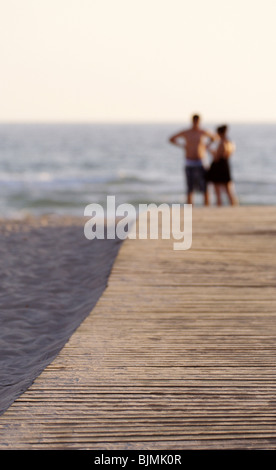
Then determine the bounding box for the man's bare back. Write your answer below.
[169,121,217,162]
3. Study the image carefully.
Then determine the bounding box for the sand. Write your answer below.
[0,215,122,416]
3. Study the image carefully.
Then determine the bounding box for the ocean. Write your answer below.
[0,122,275,218]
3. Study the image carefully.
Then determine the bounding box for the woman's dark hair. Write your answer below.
[217,125,228,136]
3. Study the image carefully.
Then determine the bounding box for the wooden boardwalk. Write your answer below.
[0,205,276,449]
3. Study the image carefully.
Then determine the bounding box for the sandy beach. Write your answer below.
[0,215,122,416]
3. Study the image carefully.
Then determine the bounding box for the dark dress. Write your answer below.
[207,156,231,184]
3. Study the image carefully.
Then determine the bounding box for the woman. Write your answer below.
[207,125,238,206]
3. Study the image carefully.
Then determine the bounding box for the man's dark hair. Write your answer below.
[192,114,200,124]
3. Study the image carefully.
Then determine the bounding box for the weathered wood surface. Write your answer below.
[0,206,276,449]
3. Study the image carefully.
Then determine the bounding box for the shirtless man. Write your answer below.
[169,114,217,205]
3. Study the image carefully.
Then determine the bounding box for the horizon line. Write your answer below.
[0,119,275,125]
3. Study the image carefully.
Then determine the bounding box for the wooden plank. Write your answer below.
[0,206,276,449]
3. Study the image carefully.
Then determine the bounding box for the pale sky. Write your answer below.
[0,0,276,123]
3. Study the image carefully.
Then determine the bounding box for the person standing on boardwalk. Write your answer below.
[169,114,217,205]
[207,125,239,206]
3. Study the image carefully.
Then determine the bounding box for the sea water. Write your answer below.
[0,122,275,218]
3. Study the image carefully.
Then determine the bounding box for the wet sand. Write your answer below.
[0,215,122,415]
